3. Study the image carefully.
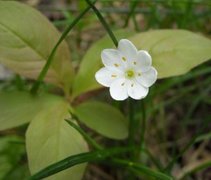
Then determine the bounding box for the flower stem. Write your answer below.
[128,99,147,162]
[140,100,146,149]
[128,98,135,147]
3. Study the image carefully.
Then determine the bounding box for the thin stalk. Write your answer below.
[178,159,211,180]
[132,13,140,31]
[139,100,146,149]
[112,158,172,180]
[85,0,118,47]
[183,84,211,125]
[124,0,139,28]
[30,1,97,94]
[128,99,135,146]
[164,134,198,173]
[144,148,164,170]
[65,119,103,150]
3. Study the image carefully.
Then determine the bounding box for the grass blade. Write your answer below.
[112,158,173,180]
[30,147,133,180]
[30,1,97,94]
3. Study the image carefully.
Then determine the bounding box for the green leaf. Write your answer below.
[30,147,133,180]
[26,101,88,180]
[74,101,128,140]
[129,29,211,78]
[72,29,211,98]
[0,91,65,131]
[72,29,135,98]
[0,1,74,91]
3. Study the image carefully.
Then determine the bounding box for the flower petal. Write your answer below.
[135,50,152,72]
[101,49,124,71]
[127,80,149,100]
[136,67,157,87]
[109,78,128,100]
[118,39,137,61]
[95,67,122,87]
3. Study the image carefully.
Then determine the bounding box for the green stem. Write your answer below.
[128,98,135,147]
[144,148,163,170]
[140,100,146,149]
[132,13,140,31]
[85,0,118,47]
[124,0,139,28]
[30,1,96,94]
[65,119,103,150]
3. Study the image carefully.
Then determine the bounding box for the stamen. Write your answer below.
[111,74,117,77]
[122,57,126,61]
[138,73,141,76]
[133,61,137,65]
[126,70,134,78]
[131,83,134,87]
[121,83,125,86]
[114,63,119,67]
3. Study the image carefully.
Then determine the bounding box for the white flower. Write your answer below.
[95,39,157,101]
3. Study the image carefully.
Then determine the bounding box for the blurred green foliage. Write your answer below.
[0,0,210,179]
[0,136,29,180]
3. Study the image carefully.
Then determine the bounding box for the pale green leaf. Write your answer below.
[72,29,134,98]
[0,91,65,131]
[74,101,128,140]
[0,1,74,91]
[26,101,88,180]
[72,29,211,98]
[129,29,211,78]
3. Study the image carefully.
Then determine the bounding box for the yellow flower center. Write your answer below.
[126,70,134,78]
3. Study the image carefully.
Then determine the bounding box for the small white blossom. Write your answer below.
[95,39,157,101]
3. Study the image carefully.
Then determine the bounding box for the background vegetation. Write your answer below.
[0,0,210,179]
